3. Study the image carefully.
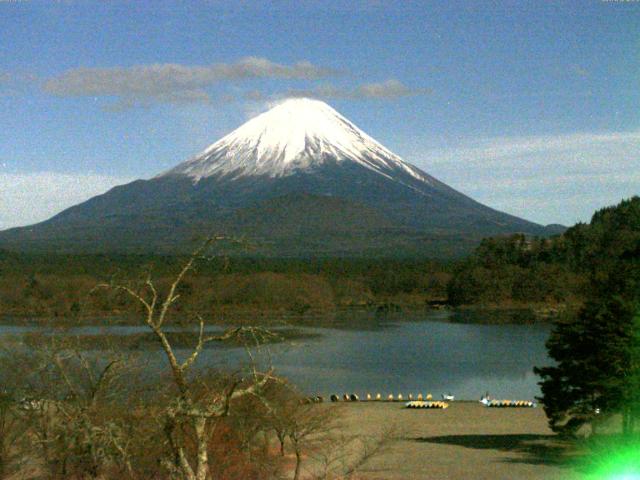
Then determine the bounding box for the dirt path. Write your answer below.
[330,402,579,480]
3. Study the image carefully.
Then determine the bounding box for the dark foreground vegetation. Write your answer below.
[0,244,394,480]
[0,336,396,480]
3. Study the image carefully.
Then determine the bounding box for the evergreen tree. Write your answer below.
[622,309,640,435]
[535,197,640,436]
[534,298,637,435]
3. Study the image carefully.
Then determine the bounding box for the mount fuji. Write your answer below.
[0,98,559,257]
[162,98,429,183]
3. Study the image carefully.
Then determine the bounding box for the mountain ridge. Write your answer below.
[0,98,560,257]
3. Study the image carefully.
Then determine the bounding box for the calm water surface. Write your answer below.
[0,310,551,400]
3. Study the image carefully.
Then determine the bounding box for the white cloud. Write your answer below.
[409,130,640,225]
[0,172,134,230]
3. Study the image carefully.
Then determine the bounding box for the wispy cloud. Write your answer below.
[354,79,431,98]
[0,172,134,230]
[0,71,38,96]
[10,60,426,110]
[237,79,430,119]
[42,57,337,108]
[282,79,431,100]
[410,130,640,225]
[102,89,216,112]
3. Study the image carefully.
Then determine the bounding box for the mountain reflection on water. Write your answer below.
[0,310,551,400]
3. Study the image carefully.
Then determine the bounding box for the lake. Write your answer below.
[0,310,551,401]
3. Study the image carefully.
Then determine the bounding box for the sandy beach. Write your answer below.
[325,401,579,480]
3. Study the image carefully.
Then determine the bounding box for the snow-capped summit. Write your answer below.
[0,98,554,256]
[162,97,427,182]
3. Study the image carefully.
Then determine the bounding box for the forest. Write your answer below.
[0,197,638,322]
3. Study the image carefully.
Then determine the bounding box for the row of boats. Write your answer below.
[329,393,454,402]
[406,401,450,409]
[405,399,536,409]
[320,393,536,409]
[480,396,537,408]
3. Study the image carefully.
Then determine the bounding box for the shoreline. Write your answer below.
[0,303,565,327]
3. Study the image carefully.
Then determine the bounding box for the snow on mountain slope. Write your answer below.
[162,97,429,184]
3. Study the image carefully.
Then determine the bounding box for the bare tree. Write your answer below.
[94,238,282,480]
[288,404,334,480]
[262,393,399,480]
[3,331,139,479]
[0,387,27,478]
[308,423,401,480]
[258,383,346,480]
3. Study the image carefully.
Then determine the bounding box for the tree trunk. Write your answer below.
[293,448,302,480]
[165,415,196,480]
[262,430,270,456]
[194,416,210,480]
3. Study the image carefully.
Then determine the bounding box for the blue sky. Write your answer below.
[1,0,638,229]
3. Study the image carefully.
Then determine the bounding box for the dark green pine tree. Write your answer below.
[534,298,637,435]
[535,197,640,436]
[622,309,640,435]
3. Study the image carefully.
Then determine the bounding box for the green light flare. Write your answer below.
[585,442,640,480]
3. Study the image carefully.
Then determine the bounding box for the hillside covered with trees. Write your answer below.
[447,196,640,309]
[0,197,637,321]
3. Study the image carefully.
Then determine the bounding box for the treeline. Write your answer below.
[1,197,638,318]
[446,235,586,306]
[0,254,451,318]
[447,197,640,307]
